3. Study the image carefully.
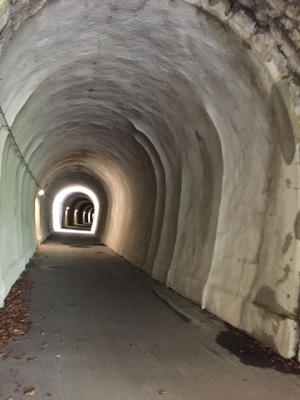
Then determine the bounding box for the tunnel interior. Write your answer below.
[62,193,94,230]
[0,0,300,360]
[52,186,99,233]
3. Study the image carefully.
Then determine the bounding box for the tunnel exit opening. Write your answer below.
[52,186,99,234]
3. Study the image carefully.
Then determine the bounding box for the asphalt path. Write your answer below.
[0,231,299,400]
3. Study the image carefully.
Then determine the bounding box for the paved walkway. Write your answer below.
[0,232,300,400]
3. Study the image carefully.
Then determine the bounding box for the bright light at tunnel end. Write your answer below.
[53,185,99,234]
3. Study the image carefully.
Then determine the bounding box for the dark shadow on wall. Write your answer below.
[271,84,295,165]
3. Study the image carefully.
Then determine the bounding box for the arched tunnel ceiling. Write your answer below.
[0,0,299,360]
[0,0,281,217]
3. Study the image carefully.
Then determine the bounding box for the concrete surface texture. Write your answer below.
[0,0,300,361]
[1,232,300,400]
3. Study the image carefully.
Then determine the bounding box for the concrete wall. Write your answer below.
[0,0,300,360]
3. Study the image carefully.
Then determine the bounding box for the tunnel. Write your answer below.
[52,185,99,232]
[0,0,300,362]
[61,193,94,229]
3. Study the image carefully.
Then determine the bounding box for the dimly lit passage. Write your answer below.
[61,194,94,230]
[1,0,300,365]
[52,186,99,233]
[0,232,299,399]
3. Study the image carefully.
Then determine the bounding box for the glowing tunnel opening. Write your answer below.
[53,186,99,234]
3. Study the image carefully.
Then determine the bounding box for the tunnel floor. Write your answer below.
[0,232,300,400]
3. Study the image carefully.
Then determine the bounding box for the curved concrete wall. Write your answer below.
[0,0,299,360]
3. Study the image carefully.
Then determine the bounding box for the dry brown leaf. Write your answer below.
[159,390,167,395]
[24,387,36,396]
[13,352,24,360]
[0,278,32,347]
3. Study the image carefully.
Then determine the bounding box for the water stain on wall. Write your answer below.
[281,233,293,255]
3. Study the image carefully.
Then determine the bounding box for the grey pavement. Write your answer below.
[0,232,299,400]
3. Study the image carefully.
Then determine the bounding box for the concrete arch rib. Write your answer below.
[0,0,299,360]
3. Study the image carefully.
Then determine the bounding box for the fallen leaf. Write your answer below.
[24,387,35,396]
[159,390,167,395]
[27,357,37,362]
[13,352,24,360]
[41,332,45,336]
[44,343,49,347]
[0,278,32,347]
